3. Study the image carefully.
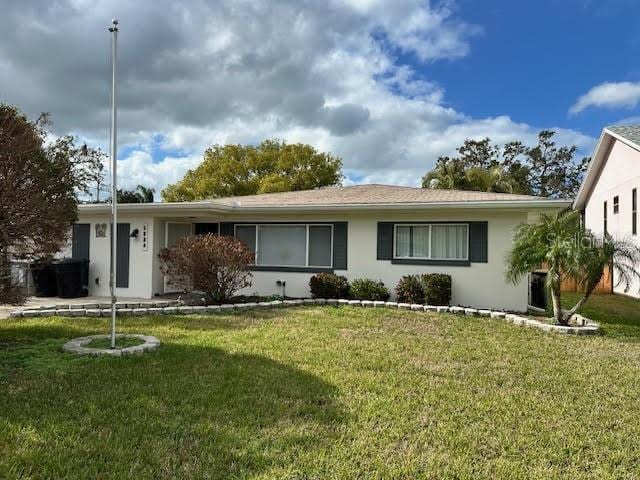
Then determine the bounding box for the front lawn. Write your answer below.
[2,302,640,479]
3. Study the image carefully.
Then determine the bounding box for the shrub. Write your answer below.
[309,273,350,299]
[395,275,424,304]
[158,234,253,304]
[349,278,390,301]
[421,273,452,305]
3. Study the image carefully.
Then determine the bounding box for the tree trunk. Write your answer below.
[549,273,564,325]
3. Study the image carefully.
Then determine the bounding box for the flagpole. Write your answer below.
[109,19,119,349]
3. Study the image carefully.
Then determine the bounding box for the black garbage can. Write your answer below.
[53,259,89,298]
[30,262,58,297]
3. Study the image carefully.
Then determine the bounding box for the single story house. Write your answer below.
[574,125,640,299]
[68,184,570,311]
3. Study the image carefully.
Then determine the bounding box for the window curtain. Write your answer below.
[395,226,411,257]
[431,225,468,259]
[412,226,429,257]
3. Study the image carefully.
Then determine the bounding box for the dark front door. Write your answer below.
[116,223,130,288]
[194,223,219,235]
[72,224,90,286]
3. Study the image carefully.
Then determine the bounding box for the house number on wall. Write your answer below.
[142,224,148,251]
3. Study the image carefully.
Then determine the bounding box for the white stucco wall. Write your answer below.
[75,207,551,311]
[584,138,640,298]
[228,210,528,311]
[71,213,157,298]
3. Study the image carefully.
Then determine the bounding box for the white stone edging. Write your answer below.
[11,298,600,335]
[61,334,161,357]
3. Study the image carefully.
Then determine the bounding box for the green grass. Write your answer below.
[563,292,640,340]
[86,336,145,349]
[1,300,640,479]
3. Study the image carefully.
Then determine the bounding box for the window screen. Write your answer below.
[235,225,257,253]
[258,225,307,266]
[166,223,191,247]
[308,225,332,266]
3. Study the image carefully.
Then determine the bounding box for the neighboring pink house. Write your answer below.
[574,125,640,299]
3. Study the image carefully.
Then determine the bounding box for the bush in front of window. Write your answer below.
[420,274,452,305]
[309,273,350,299]
[349,278,390,301]
[395,275,424,304]
[158,234,254,304]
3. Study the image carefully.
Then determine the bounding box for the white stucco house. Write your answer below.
[68,184,569,311]
[574,125,640,299]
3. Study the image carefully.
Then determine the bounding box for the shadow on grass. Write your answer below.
[0,340,345,479]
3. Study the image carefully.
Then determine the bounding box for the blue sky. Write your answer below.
[420,0,640,137]
[3,0,640,193]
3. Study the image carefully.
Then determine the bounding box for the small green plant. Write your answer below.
[349,278,390,301]
[395,275,424,303]
[309,273,350,299]
[421,274,452,305]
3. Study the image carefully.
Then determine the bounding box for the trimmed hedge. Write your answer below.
[395,275,424,304]
[350,278,390,301]
[395,273,452,305]
[421,273,452,306]
[309,273,350,299]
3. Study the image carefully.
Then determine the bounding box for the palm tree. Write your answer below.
[465,166,518,193]
[135,184,155,203]
[505,210,640,325]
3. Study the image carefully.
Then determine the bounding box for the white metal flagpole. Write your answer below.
[109,19,119,349]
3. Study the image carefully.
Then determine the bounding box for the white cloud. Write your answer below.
[570,81,640,114]
[0,0,593,196]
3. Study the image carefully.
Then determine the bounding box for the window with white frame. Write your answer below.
[394,224,468,260]
[234,224,333,267]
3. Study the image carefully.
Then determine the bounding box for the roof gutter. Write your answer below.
[79,199,571,215]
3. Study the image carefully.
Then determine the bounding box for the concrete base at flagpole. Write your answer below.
[62,334,160,357]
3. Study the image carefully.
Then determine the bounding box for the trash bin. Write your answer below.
[30,262,58,297]
[53,259,89,298]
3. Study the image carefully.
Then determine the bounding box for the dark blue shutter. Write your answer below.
[468,221,488,263]
[72,224,90,260]
[377,222,394,260]
[332,222,348,270]
[116,223,130,288]
[219,222,235,236]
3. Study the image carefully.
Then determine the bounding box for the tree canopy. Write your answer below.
[162,139,343,201]
[117,185,155,203]
[0,104,101,303]
[422,131,588,198]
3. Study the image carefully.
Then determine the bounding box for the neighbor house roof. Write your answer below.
[79,184,570,214]
[607,125,640,146]
[574,125,640,210]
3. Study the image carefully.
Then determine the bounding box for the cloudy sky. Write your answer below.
[1,0,639,197]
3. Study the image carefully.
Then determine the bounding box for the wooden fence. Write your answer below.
[560,265,613,294]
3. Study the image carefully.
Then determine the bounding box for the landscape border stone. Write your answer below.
[62,334,161,357]
[11,297,600,335]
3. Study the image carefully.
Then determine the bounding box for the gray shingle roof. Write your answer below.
[607,125,640,147]
[214,184,556,207]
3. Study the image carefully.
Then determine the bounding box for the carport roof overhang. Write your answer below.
[78,198,572,216]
